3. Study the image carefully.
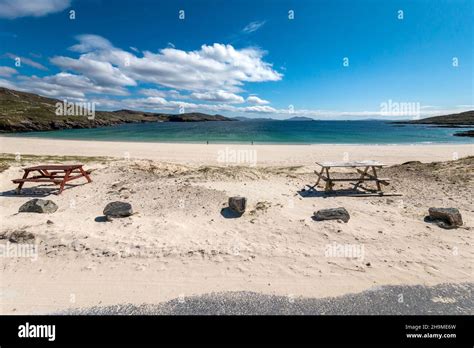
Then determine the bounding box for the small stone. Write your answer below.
[19,199,58,214]
[46,220,54,225]
[427,208,463,229]
[228,196,247,214]
[9,230,35,244]
[313,207,350,223]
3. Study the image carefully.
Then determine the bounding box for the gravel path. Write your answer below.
[62,282,473,315]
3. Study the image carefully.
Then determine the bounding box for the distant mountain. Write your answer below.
[285,116,315,121]
[0,88,234,133]
[391,111,474,126]
[231,116,276,121]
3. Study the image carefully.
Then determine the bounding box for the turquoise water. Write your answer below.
[7,121,474,144]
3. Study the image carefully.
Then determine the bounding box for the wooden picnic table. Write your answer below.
[313,160,390,192]
[12,164,92,194]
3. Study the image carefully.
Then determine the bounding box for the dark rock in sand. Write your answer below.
[18,199,58,214]
[9,230,35,243]
[401,161,422,165]
[426,208,463,229]
[313,207,350,223]
[103,201,133,220]
[228,196,247,215]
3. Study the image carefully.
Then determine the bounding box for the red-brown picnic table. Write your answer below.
[12,164,92,194]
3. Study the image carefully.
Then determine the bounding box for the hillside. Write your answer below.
[392,110,474,126]
[0,88,233,133]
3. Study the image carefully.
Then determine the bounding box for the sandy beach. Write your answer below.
[1,136,473,165]
[0,137,473,314]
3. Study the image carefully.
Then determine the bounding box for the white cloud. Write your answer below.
[69,34,114,53]
[48,35,282,94]
[9,72,129,99]
[241,105,276,113]
[242,21,266,34]
[0,77,18,89]
[246,95,269,105]
[0,66,17,77]
[140,88,186,99]
[5,53,48,70]
[51,55,136,87]
[0,0,70,19]
[190,90,244,103]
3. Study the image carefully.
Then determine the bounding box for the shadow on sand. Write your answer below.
[0,183,89,197]
[220,207,243,219]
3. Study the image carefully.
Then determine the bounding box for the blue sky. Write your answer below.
[0,0,472,119]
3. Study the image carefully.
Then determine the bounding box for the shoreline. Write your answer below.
[1,136,472,166]
[2,134,474,146]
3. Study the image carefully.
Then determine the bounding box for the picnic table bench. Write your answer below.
[313,160,390,192]
[12,164,92,194]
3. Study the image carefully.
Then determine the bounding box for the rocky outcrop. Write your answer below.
[453,130,474,137]
[0,87,235,133]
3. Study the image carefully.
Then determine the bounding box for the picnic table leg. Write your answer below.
[16,170,30,194]
[324,167,334,192]
[353,166,369,190]
[58,169,72,194]
[371,166,382,191]
[79,167,92,183]
[314,167,324,187]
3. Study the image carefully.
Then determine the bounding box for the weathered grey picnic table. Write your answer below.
[313,160,390,192]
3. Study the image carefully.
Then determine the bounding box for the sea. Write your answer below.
[7,120,474,145]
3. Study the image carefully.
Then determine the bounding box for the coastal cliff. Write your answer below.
[0,88,233,133]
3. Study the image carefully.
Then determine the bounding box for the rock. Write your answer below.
[103,201,133,220]
[46,220,54,225]
[18,199,58,214]
[313,207,350,223]
[401,161,422,165]
[427,208,463,229]
[9,230,35,243]
[228,196,247,214]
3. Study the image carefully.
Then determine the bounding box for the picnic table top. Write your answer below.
[24,164,84,171]
[316,160,386,168]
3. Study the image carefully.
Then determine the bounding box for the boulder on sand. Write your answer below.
[426,208,463,229]
[313,207,350,223]
[229,196,247,214]
[103,201,133,220]
[18,199,58,214]
[228,196,247,215]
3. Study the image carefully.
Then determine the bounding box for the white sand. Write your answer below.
[0,136,473,314]
[1,136,473,165]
